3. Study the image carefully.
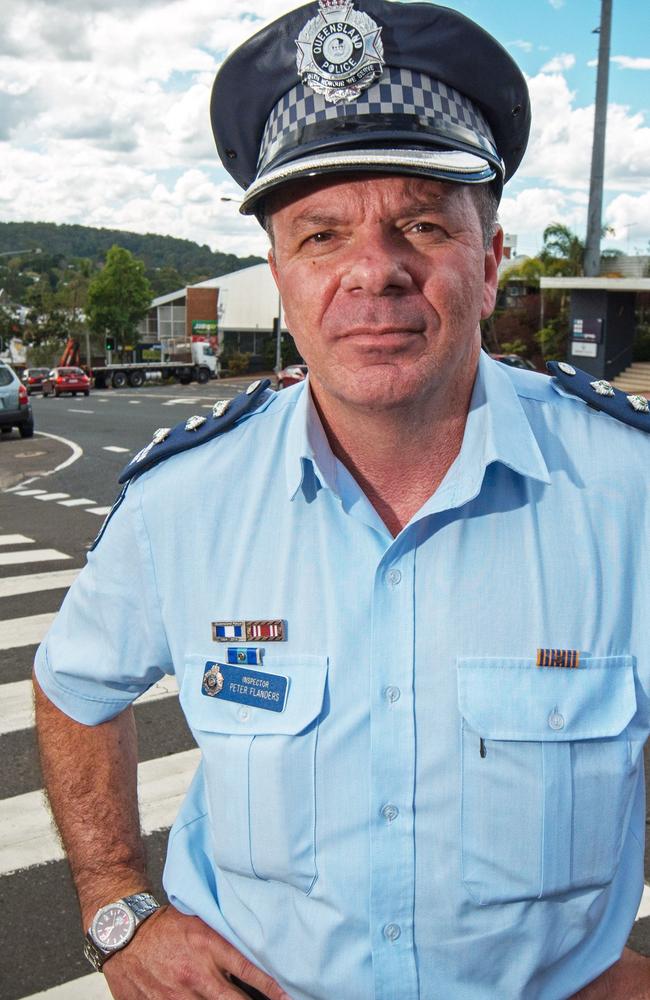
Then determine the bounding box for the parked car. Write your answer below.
[21,367,51,394]
[0,361,34,438]
[42,366,91,397]
[277,364,308,389]
[491,353,541,372]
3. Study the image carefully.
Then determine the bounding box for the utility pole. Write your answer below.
[583,0,612,277]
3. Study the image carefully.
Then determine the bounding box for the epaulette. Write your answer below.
[118,378,273,485]
[547,361,650,433]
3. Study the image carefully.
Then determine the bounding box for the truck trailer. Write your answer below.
[92,341,218,388]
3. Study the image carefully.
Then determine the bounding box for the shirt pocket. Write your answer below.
[457,656,638,906]
[180,653,328,894]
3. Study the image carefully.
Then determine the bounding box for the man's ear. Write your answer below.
[268,247,279,287]
[481,224,503,320]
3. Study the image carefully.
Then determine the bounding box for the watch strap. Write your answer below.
[84,892,161,972]
[122,891,161,922]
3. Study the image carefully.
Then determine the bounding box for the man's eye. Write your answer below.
[410,221,440,234]
[309,231,332,243]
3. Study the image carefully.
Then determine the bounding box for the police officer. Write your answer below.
[34,2,650,998]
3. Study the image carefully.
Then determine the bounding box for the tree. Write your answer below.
[539,223,585,277]
[86,246,152,357]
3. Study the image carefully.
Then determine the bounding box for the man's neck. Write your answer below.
[310,360,479,537]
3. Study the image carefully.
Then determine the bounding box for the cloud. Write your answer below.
[611,56,650,71]
[605,192,650,249]
[540,53,575,73]
[548,0,564,9]
[499,187,588,252]
[521,70,650,191]
[508,39,533,53]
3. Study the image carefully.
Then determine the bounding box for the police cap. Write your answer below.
[211,0,530,215]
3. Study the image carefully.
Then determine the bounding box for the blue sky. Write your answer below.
[0,0,647,260]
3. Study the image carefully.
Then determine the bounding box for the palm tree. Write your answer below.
[539,223,585,277]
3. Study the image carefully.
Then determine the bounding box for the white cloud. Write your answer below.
[611,56,650,71]
[521,70,650,192]
[508,39,533,53]
[605,192,650,249]
[540,53,575,73]
[548,0,564,9]
[498,187,588,253]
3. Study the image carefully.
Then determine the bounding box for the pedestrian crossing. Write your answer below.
[0,531,196,999]
[3,486,111,517]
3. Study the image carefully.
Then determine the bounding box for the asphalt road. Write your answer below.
[0,376,264,999]
[1,375,649,999]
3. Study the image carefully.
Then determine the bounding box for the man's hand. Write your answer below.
[571,948,650,1000]
[103,905,291,999]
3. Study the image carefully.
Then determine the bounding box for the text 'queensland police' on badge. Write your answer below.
[296,0,384,103]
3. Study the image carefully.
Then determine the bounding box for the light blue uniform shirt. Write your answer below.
[36,353,650,1000]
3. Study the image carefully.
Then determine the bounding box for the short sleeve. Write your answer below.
[34,477,173,725]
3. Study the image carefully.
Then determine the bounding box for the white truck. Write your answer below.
[92,341,219,389]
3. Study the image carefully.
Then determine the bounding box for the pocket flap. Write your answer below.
[457,656,636,740]
[181,653,328,735]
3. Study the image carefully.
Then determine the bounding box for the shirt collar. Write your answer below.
[285,378,338,500]
[284,354,550,504]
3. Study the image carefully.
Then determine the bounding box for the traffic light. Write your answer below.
[105,336,115,351]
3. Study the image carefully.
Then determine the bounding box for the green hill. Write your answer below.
[0,221,265,296]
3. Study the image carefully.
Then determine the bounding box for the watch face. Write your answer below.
[91,903,136,951]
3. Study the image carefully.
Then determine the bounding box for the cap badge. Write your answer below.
[558,362,576,376]
[296,0,384,104]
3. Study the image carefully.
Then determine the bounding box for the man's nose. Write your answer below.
[340,230,414,296]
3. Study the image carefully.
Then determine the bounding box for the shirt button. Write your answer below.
[386,568,402,587]
[381,803,399,823]
[237,707,250,722]
[384,685,401,704]
[383,923,401,942]
[548,710,564,731]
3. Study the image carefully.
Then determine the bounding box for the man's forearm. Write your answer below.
[33,672,150,927]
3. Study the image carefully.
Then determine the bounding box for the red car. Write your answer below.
[42,366,91,397]
[21,367,51,394]
[277,364,308,389]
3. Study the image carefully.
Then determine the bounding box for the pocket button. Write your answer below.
[548,710,565,731]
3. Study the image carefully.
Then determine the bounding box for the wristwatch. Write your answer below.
[84,891,161,972]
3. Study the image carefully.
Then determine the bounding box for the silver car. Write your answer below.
[0,362,34,438]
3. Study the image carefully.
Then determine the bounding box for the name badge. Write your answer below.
[202,661,288,713]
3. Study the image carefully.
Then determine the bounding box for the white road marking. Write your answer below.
[0,612,56,650]
[34,493,70,502]
[34,431,83,475]
[128,400,141,404]
[0,534,34,546]
[162,398,196,406]
[638,883,650,920]
[67,408,93,414]
[103,446,130,453]
[0,568,80,599]
[86,506,112,516]
[0,549,71,567]
[1,674,178,736]
[14,489,48,497]
[58,497,96,507]
[0,747,200,876]
[19,973,112,999]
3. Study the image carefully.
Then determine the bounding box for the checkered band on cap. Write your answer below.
[258,66,495,172]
